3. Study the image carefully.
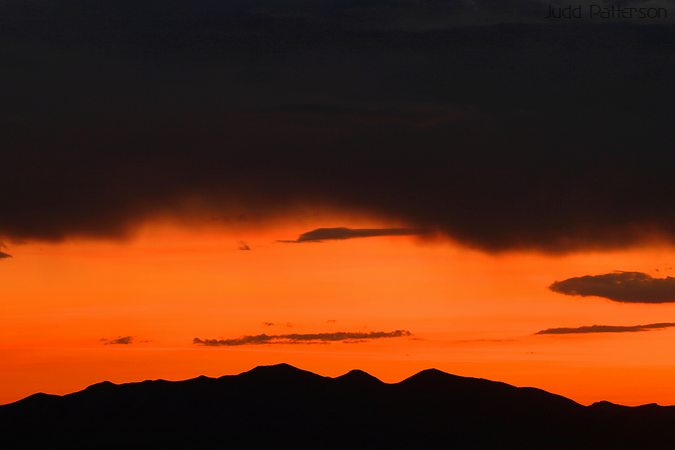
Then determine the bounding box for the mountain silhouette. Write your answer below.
[1,363,675,449]
[334,369,383,386]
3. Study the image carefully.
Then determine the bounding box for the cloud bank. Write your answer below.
[550,272,675,303]
[193,330,411,346]
[536,323,675,335]
[2,0,675,252]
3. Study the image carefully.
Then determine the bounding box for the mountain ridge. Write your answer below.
[0,363,595,408]
[2,363,675,449]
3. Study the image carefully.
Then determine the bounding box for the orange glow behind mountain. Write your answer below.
[2,217,675,406]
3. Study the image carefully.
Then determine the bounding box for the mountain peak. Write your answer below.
[335,369,383,385]
[240,363,323,381]
[82,380,117,392]
[402,368,457,384]
[248,362,303,373]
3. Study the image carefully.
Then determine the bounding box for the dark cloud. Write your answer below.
[103,336,135,345]
[281,227,420,243]
[0,252,11,259]
[536,323,675,335]
[550,272,675,303]
[193,330,411,346]
[2,0,675,252]
[238,241,251,251]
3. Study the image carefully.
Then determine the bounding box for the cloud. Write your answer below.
[193,330,411,346]
[0,252,11,259]
[536,323,675,335]
[103,336,135,345]
[1,0,675,252]
[550,272,675,303]
[281,227,420,243]
[238,241,251,251]
[262,322,293,327]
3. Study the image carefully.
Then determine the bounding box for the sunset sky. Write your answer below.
[2,0,675,407]
[2,217,675,406]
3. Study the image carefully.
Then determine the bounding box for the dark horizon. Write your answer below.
[3,362,675,449]
[2,362,672,408]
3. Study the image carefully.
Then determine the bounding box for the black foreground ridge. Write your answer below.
[1,363,675,449]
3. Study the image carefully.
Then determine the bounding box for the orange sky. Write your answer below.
[2,215,675,406]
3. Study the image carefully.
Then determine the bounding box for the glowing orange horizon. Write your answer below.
[2,216,675,406]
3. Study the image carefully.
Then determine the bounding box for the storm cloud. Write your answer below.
[550,272,675,303]
[536,323,675,335]
[282,227,420,243]
[2,0,675,252]
[193,330,411,346]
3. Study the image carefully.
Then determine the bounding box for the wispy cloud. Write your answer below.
[279,227,420,243]
[193,330,412,346]
[0,251,11,259]
[238,241,251,251]
[263,322,293,328]
[550,272,675,303]
[536,323,675,335]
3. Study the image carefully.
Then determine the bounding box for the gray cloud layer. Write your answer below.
[2,0,675,252]
[550,272,675,303]
[537,323,675,335]
[193,330,411,346]
[282,227,420,243]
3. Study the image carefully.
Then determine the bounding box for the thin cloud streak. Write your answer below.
[103,336,135,345]
[193,330,412,346]
[280,227,421,243]
[263,322,293,328]
[536,323,675,335]
[550,272,675,303]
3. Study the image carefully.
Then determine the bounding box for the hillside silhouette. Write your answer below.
[2,363,675,449]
